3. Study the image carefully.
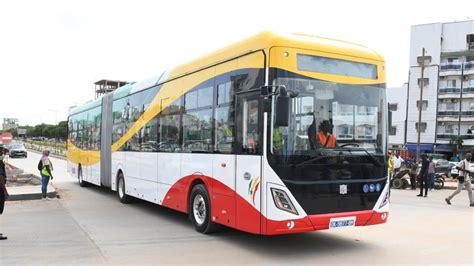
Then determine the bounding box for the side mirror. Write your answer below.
[275,94,290,127]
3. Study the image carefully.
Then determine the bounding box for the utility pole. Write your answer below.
[416,48,426,160]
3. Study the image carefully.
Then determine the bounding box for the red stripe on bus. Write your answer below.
[162,175,388,235]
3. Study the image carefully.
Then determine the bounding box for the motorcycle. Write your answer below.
[433,172,445,190]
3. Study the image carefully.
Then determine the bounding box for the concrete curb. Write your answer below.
[8,189,57,201]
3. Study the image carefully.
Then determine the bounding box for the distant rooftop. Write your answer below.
[94,79,130,98]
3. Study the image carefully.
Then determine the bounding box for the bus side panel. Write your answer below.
[211,154,236,227]
[111,151,125,191]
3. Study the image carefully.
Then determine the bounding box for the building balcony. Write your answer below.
[438,88,461,98]
[465,62,474,75]
[438,111,459,116]
[460,134,474,140]
[436,133,457,140]
[440,63,462,76]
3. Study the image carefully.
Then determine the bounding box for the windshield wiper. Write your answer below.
[293,150,327,168]
[293,147,382,168]
[334,147,382,167]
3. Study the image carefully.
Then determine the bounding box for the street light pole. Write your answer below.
[416,48,426,160]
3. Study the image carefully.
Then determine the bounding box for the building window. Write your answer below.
[469,79,474,88]
[415,122,427,133]
[418,78,429,87]
[445,125,454,134]
[446,102,456,111]
[389,103,398,111]
[467,34,474,50]
[447,79,457,88]
[448,58,460,64]
[389,126,397,136]
[416,100,428,111]
[469,102,474,110]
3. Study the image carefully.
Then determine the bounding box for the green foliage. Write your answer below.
[449,136,464,155]
[19,121,68,140]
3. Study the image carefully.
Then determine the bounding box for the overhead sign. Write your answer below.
[1,132,13,144]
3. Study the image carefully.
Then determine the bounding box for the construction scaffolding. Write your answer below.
[95,79,129,98]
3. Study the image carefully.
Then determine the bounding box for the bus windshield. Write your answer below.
[271,77,386,159]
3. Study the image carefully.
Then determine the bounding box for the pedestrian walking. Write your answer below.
[417,154,430,197]
[445,153,474,207]
[39,150,54,200]
[428,156,436,191]
[0,147,9,240]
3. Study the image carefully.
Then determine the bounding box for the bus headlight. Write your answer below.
[271,188,298,215]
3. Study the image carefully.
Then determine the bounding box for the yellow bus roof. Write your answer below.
[167,31,384,81]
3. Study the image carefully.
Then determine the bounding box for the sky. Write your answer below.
[1,0,473,126]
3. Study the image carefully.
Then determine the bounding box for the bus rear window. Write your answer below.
[297,54,378,80]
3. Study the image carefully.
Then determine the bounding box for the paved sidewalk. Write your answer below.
[7,185,56,201]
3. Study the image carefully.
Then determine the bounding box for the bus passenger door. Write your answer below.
[235,92,262,234]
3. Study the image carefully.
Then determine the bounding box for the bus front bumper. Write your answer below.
[265,210,389,235]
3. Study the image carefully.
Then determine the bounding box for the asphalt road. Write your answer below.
[1,152,473,265]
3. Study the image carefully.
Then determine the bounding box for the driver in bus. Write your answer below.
[308,119,337,149]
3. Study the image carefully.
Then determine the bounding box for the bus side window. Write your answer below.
[241,99,260,154]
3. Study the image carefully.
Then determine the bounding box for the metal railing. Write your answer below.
[463,87,474,93]
[439,88,460,94]
[465,61,474,70]
[437,111,459,116]
[440,63,462,71]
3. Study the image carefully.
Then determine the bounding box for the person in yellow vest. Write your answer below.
[388,151,394,178]
[40,150,54,200]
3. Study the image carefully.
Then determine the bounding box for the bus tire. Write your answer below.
[78,165,87,187]
[117,172,132,204]
[189,184,219,234]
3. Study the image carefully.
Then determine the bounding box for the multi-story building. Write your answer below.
[406,20,474,157]
[387,83,408,149]
[2,118,19,131]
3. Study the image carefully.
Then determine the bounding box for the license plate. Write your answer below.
[329,216,356,229]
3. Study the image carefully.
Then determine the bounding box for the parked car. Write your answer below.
[434,159,451,174]
[8,143,27,158]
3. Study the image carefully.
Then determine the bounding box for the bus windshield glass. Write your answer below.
[271,77,386,159]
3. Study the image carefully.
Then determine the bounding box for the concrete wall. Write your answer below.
[406,66,439,144]
[387,83,408,145]
[441,21,474,52]
[409,23,442,66]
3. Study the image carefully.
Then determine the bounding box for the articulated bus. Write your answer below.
[67,32,389,235]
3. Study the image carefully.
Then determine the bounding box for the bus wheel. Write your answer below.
[189,184,219,234]
[78,165,87,187]
[117,172,132,204]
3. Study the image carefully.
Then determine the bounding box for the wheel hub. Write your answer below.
[193,195,206,225]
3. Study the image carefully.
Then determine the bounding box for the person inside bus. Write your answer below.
[308,119,337,149]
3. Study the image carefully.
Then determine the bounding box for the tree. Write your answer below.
[450,136,464,158]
